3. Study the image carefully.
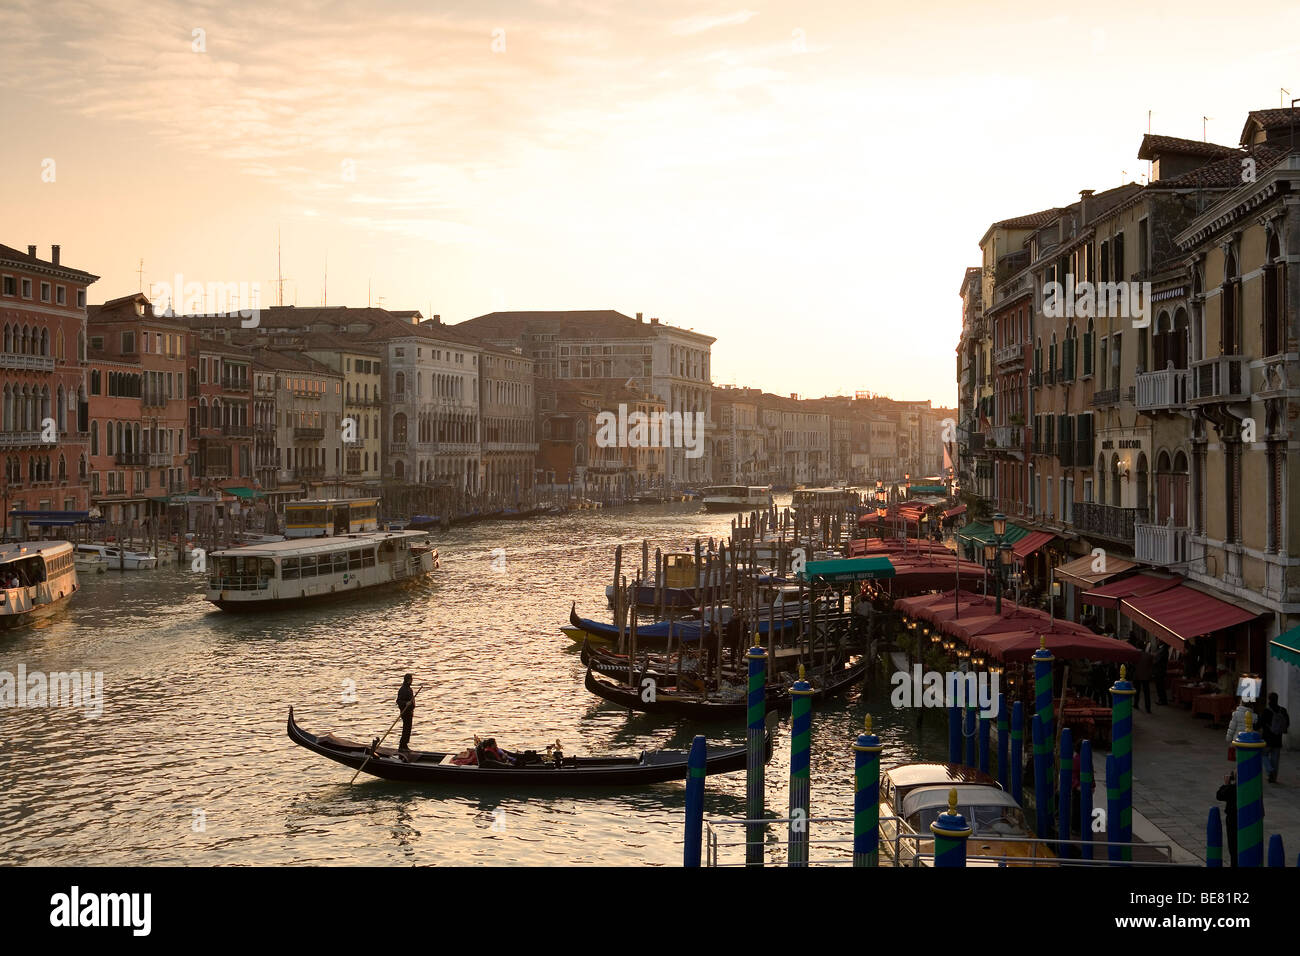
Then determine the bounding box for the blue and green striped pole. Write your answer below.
[948,703,961,764]
[684,734,706,867]
[930,787,972,867]
[1057,726,1073,848]
[746,645,767,867]
[1233,711,1266,868]
[978,710,991,775]
[1267,835,1284,868]
[996,692,1009,790]
[1032,712,1049,839]
[853,715,883,867]
[1110,664,1136,862]
[965,705,976,767]
[1106,754,1122,864]
[1010,700,1024,806]
[1033,638,1055,806]
[1205,806,1223,868]
[788,665,813,867]
[1079,739,1094,860]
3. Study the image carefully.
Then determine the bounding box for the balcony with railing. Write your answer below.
[292,426,325,441]
[202,463,231,478]
[0,353,57,372]
[115,451,148,466]
[147,452,171,467]
[222,423,254,438]
[1135,521,1190,566]
[292,465,325,480]
[994,342,1026,368]
[989,425,1022,450]
[0,430,45,447]
[1090,387,1119,407]
[389,440,408,455]
[1136,367,1191,412]
[1190,355,1248,405]
[220,375,251,392]
[1073,502,1148,542]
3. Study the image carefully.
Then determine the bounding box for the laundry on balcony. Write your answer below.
[1079,571,1180,610]
[1052,552,1135,590]
[1118,584,1262,648]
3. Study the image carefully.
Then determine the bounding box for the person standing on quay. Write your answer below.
[1134,642,1154,715]
[1151,640,1169,705]
[1263,692,1289,784]
[396,673,416,752]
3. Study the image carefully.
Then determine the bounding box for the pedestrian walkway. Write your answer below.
[1106,697,1298,865]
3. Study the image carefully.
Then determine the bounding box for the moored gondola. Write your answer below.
[287,707,765,785]
[583,656,867,720]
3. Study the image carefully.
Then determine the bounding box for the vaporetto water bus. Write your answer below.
[700,485,773,512]
[0,540,79,628]
[204,531,438,611]
[283,497,380,538]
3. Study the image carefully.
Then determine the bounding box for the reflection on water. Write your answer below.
[0,500,949,865]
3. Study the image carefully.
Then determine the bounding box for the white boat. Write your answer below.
[205,531,438,611]
[0,540,79,628]
[75,543,158,570]
[74,552,108,574]
[700,485,773,512]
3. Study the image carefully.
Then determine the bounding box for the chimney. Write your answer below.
[433,314,441,324]
[51,244,60,265]
[27,245,36,258]
[636,312,643,322]
[790,392,798,400]
[1079,189,1094,225]
[650,316,659,325]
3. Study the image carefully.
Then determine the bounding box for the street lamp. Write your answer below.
[985,513,1012,614]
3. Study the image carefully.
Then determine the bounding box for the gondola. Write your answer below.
[584,656,867,720]
[287,707,765,785]
[566,602,797,647]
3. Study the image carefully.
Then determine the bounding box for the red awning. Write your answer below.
[972,629,1142,664]
[1080,572,1181,610]
[1120,585,1261,646]
[942,504,967,519]
[1012,531,1056,560]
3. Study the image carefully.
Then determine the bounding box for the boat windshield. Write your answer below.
[209,556,276,591]
[910,804,1027,836]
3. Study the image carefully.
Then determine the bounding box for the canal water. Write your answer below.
[0,498,951,866]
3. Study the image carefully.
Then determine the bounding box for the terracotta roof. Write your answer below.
[1158,142,1289,188]
[0,243,99,282]
[1136,134,1237,161]
[993,207,1063,230]
[249,346,337,376]
[1240,108,1300,143]
[457,310,657,340]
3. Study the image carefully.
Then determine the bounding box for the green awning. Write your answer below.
[1271,625,1300,670]
[908,485,947,495]
[148,496,170,503]
[799,556,895,583]
[223,487,264,500]
[956,521,1032,546]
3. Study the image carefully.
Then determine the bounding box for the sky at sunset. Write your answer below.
[4,0,1299,406]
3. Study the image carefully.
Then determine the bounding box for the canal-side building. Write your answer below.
[301,334,384,489]
[0,243,96,524]
[251,347,343,495]
[87,293,191,518]
[453,310,715,490]
[479,345,536,500]
[186,328,254,491]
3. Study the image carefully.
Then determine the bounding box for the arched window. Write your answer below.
[91,421,99,456]
[1264,231,1285,357]
[395,371,406,396]
[1222,247,1241,355]
[1096,453,1107,506]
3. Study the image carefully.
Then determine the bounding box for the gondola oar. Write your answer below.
[349,683,425,785]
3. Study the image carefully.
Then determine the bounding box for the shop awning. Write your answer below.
[908,485,947,495]
[942,504,967,519]
[972,629,1142,665]
[1271,625,1300,670]
[1080,572,1181,610]
[1012,531,1056,561]
[1054,553,1136,590]
[799,556,895,583]
[956,521,1032,547]
[223,487,264,500]
[1120,585,1261,647]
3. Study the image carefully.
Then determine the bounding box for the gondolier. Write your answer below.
[396,674,415,751]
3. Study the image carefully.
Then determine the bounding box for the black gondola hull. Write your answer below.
[286,707,749,785]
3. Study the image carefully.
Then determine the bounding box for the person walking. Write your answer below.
[1134,642,1154,715]
[396,673,416,752]
[1151,640,1169,705]
[1263,692,1289,784]
[1216,771,1239,867]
